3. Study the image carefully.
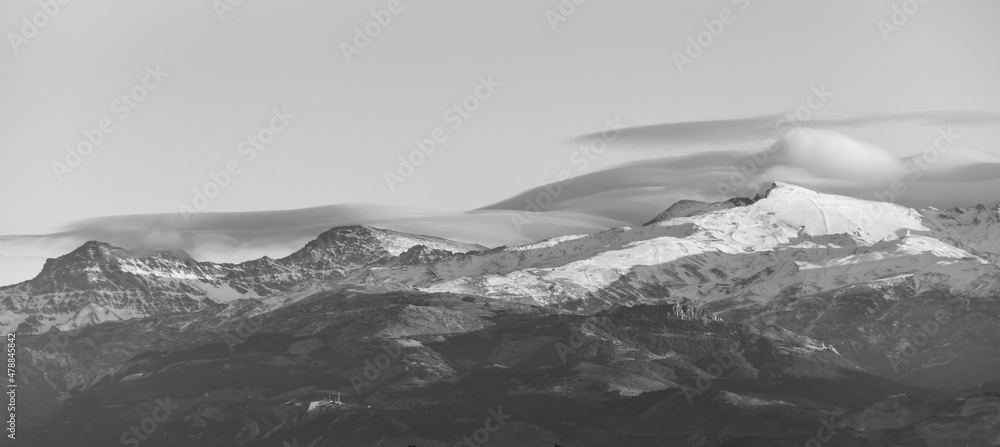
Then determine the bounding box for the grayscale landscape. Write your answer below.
[2,1,999,446]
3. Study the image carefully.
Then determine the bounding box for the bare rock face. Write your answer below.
[643,194,763,226]
[596,302,722,324]
[923,203,1000,265]
[388,244,456,267]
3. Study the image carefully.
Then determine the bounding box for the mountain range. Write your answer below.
[11,182,1000,446]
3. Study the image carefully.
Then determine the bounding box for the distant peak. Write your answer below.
[645,193,765,226]
[762,181,815,198]
[62,241,199,264]
[315,225,380,239]
[67,240,125,258]
[597,303,721,323]
[148,248,195,261]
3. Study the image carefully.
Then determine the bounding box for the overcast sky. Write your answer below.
[2,0,999,237]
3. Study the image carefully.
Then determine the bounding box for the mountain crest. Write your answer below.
[644,190,767,226]
[0,225,486,333]
[66,240,126,261]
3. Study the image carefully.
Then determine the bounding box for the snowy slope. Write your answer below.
[359,183,1000,308]
[921,204,1000,264]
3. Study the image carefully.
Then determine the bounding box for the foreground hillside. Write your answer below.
[18,294,956,447]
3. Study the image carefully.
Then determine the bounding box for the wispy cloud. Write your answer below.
[574,111,1000,147]
[488,126,1000,226]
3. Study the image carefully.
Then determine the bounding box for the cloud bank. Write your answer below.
[484,124,1000,224]
[4,112,999,287]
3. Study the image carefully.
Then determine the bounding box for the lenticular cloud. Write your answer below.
[482,127,1000,225]
[778,128,903,183]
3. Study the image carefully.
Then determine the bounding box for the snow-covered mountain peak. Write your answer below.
[762,181,815,196]
[292,225,483,255]
[66,240,127,261]
[281,225,485,273]
[643,182,926,245]
[146,248,196,262]
[737,182,927,244]
[361,182,1000,310]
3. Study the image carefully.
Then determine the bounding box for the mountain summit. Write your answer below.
[0,225,484,334]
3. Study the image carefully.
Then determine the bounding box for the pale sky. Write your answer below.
[2,0,999,237]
